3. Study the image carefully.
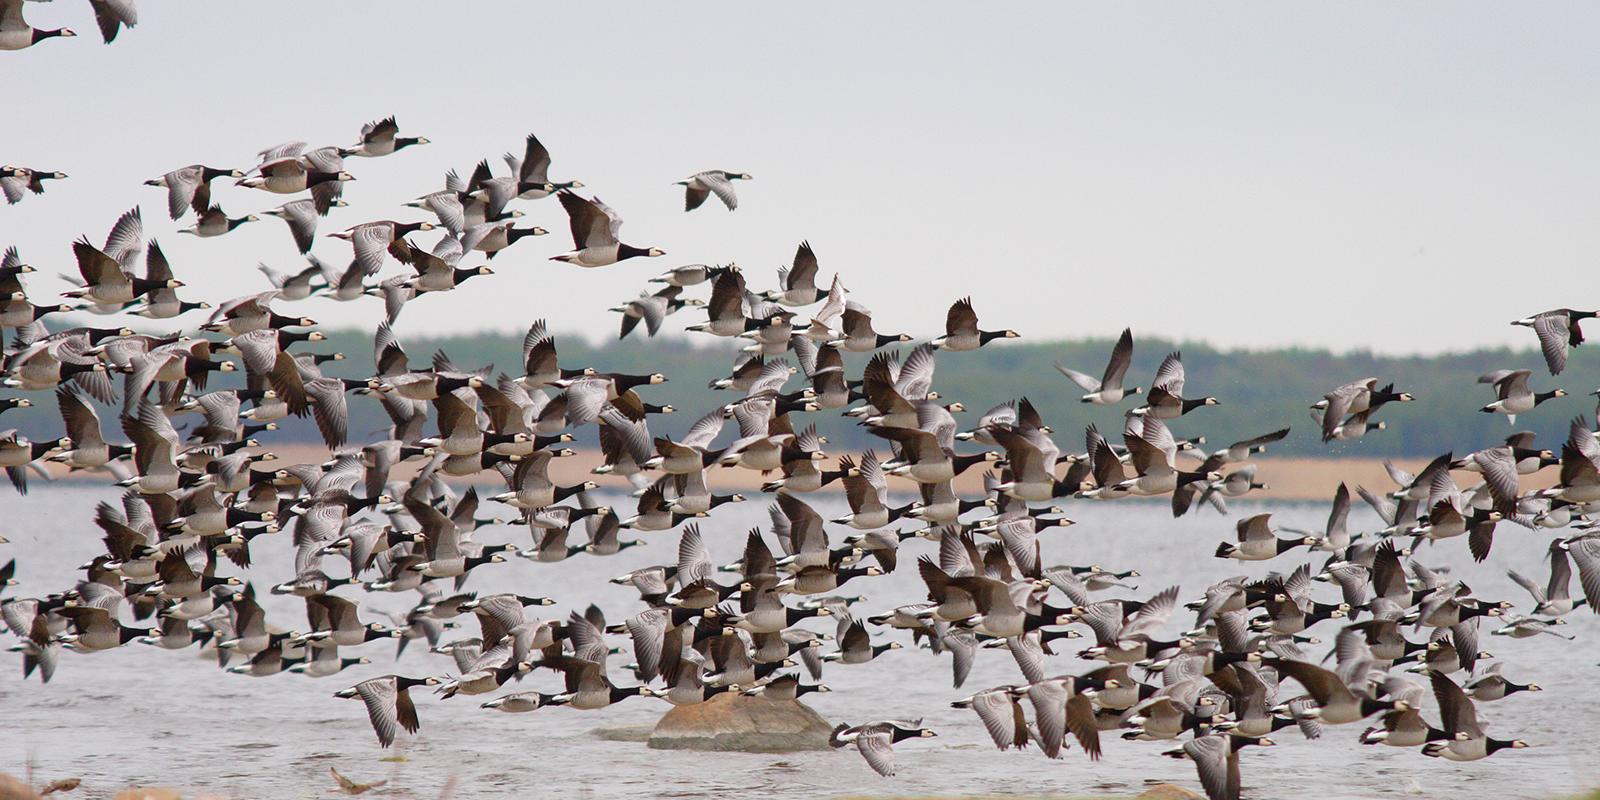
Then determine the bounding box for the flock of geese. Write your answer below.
[0,116,1595,800]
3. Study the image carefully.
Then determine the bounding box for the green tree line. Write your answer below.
[7,329,1595,460]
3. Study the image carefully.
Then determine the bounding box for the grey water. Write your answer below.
[1,486,1595,799]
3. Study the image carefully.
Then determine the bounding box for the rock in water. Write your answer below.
[648,693,833,752]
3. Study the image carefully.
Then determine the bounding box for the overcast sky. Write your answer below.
[5,2,1596,354]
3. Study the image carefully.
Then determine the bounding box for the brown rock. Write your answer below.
[113,789,182,800]
[1137,784,1204,800]
[648,693,834,752]
[0,773,39,800]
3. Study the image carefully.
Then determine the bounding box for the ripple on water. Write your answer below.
[2,488,1597,800]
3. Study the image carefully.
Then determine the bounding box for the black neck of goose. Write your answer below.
[552,483,585,503]
[36,28,69,42]
[642,402,669,414]
[868,333,895,348]
[617,243,654,261]
[200,166,230,182]
[1307,603,1340,622]
[1212,650,1255,668]
[199,575,233,591]
[532,434,567,450]
[452,266,482,283]
[226,509,264,525]
[194,358,226,373]
[950,453,990,474]
[85,327,124,343]
[178,301,207,313]
[1176,470,1208,487]
[29,440,58,459]
[1359,697,1394,717]
[979,329,1008,345]
[395,137,423,150]
[60,361,97,377]
[32,304,64,321]
[227,217,249,230]
[1535,390,1561,404]
[120,624,155,644]
[307,170,341,187]
[708,493,738,509]
[242,422,273,438]
[395,221,424,237]
[395,676,430,691]
[1181,397,1212,413]
[507,226,539,244]
[611,685,647,703]
[611,373,651,392]
[483,431,521,448]
[1485,737,1519,754]
[280,329,313,347]
[436,375,471,392]
[785,606,822,625]
[339,657,363,669]
[268,311,302,329]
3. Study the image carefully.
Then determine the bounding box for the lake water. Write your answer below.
[1,486,1594,799]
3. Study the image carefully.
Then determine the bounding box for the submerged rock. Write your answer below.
[1136,784,1204,800]
[648,693,834,752]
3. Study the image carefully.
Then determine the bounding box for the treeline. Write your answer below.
[7,328,1595,459]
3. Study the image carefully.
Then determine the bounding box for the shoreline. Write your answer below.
[30,449,1553,503]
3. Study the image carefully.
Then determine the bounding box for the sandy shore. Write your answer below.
[36,446,1554,503]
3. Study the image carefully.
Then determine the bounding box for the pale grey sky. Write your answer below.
[5,2,1597,353]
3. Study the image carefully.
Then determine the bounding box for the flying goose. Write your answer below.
[1265,656,1403,724]
[1133,352,1218,419]
[330,220,435,275]
[238,142,355,200]
[551,191,664,267]
[0,0,75,50]
[145,165,244,219]
[931,297,1019,351]
[335,675,440,748]
[504,132,582,199]
[180,206,257,238]
[610,285,700,339]
[1478,369,1564,423]
[1513,308,1596,375]
[763,241,831,307]
[1,168,62,209]
[460,219,547,259]
[1162,733,1276,800]
[1506,540,1585,616]
[343,116,429,158]
[1216,514,1313,561]
[1463,663,1543,702]
[1422,671,1528,761]
[262,199,341,255]
[1055,328,1139,404]
[828,720,937,777]
[677,170,751,211]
